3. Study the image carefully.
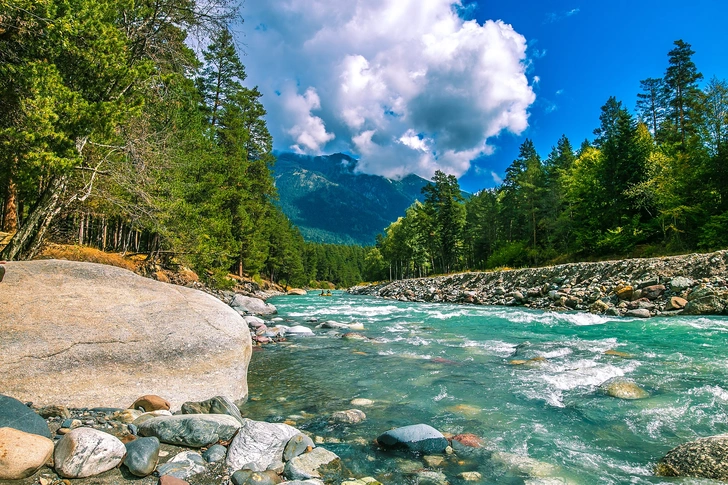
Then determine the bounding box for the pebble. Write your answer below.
[202,443,227,463]
[284,433,316,461]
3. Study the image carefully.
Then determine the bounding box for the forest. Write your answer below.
[367,40,728,281]
[0,0,370,288]
[1,2,725,288]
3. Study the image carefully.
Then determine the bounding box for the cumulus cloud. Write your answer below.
[241,0,537,178]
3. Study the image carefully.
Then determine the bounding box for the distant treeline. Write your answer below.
[367,40,728,281]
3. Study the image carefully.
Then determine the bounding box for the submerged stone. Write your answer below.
[377,424,448,454]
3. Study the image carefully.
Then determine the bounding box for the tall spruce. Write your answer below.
[664,39,703,145]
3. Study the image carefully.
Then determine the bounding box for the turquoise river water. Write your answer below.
[243,291,728,484]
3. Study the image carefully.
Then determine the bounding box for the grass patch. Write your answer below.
[35,244,139,272]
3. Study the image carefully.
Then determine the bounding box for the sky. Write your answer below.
[236,0,728,193]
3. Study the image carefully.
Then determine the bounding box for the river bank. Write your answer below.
[349,250,728,318]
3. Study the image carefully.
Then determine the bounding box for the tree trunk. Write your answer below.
[3,170,18,233]
[1,174,69,260]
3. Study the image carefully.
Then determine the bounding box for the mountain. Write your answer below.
[272,152,429,245]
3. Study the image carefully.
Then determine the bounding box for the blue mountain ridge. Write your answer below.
[272,152,429,246]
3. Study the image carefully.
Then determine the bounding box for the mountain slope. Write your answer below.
[273,152,429,245]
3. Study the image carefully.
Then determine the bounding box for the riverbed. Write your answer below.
[243,291,728,484]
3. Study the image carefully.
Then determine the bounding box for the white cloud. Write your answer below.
[545,7,581,24]
[491,171,504,185]
[241,0,537,178]
[282,86,335,154]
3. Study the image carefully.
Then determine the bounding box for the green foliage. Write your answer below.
[371,40,728,278]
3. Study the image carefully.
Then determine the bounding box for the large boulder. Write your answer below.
[683,287,727,315]
[655,434,728,480]
[0,260,252,409]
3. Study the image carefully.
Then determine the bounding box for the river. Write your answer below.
[243,291,728,484]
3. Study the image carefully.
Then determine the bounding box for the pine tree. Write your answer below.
[664,40,703,145]
[636,77,667,138]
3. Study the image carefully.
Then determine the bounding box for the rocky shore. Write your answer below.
[349,250,728,318]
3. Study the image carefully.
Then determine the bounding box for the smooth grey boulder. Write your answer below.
[54,427,126,478]
[226,418,299,471]
[655,434,728,480]
[231,294,277,315]
[0,260,251,408]
[124,436,160,477]
[138,414,241,447]
[625,308,651,318]
[284,447,341,481]
[181,395,244,424]
[284,433,315,461]
[156,450,206,479]
[0,394,51,438]
[202,443,227,463]
[377,424,448,454]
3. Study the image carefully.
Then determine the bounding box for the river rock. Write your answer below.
[245,315,266,327]
[669,276,694,292]
[131,394,171,412]
[114,409,144,424]
[377,424,448,454]
[284,447,341,480]
[226,418,299,471]
[330,409,366,424]
[666,296,688,310]
[458,471,482,481]
[491,451,558,478]
[132,409,173,426]
[0,394,51,438]
[284,433,316,461]
[600,378,649,399]
[123,436,160,477]
[38,404,71,419]
[0,260,251,408]
[684,287,727,315]
[231,469,279,485]
[286,325,315,337]
[159,476,191,485]
[625,308,651,318]
[350,398,374,407]
[231,294,278,315]
[287,288,307,296]
[54,427,126,478]
[202,443,227,463]
[137,414,241,447]
[655,434,728,480]
[641,284,666,300]
[156,451,206,479]
[181,395,244,424]
[0,427,54,479]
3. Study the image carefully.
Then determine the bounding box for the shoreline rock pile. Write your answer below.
[349,250,728,317]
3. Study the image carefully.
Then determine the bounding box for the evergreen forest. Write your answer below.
[0,0,369,288]
[367,40,728,281]
[1,2,725,289]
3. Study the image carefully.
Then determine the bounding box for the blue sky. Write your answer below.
[239,0,727,193]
